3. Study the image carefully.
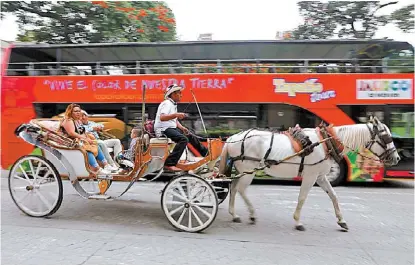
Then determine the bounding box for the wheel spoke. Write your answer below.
[12,186,29,191]
[186,179,192,198]
[39,182,57,188]
[192,202,214,208]
[48,191,58,199]
[16,191,31,204]
[35,191,52,209]
[37,170,52,183]
[13,174,31,183]
[33,193,44,213]
[193,204,213,219]
[177,207,187,224]
[18,165,31,182]
[34,161,43,182]
[169,205,185,216]
[166,201,185,206]
[191,186,207,202]
[176,182,188,199]
[190,207,204,227]
[188,207,192,228]
[29,160,36,181]
[167,190,187,202]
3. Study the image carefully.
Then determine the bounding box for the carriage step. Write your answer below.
[88,194,112,200]
[97,175,114,180]
[214,187,229,193]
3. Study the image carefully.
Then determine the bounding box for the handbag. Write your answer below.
[79,133,99,157]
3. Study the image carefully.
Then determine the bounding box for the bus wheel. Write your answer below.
[325,160,347,187]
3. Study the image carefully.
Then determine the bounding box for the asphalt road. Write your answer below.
[1,169,414,265]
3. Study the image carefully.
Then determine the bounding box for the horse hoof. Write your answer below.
[295,225,306,231]
[249,217,256,224]
[232,217,242,223]
[338,222,349,231]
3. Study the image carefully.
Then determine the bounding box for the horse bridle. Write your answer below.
[365,121,397,163]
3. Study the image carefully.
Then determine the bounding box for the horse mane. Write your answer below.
[334,124,372,151]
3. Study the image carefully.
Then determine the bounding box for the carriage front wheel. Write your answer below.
[8,155,63,218]
[161,173,219,233]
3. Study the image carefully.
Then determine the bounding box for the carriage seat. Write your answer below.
[29,119,78,149]
[31,119,60,132]
[149,137,174,144]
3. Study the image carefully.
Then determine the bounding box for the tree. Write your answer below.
[0,1,177,43]
[290,1,414,40]
[390,4,414,33]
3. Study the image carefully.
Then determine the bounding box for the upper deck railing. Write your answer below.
[5,57,414,76]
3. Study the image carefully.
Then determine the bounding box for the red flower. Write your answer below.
[93,1,108,8]
[158,25,169,32]
[139,9,147,17]
[165,18,175,24]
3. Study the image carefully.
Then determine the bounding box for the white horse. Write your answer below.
[218,117,400,231]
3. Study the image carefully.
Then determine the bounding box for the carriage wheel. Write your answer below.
[8,155,63,217]
[161,174,218,233]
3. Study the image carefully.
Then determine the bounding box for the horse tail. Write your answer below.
[218,141,233,178]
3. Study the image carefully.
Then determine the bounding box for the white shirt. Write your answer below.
[154,98,177,136]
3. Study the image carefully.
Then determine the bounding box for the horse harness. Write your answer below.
[365,123,396,163]
[227,124,344,178]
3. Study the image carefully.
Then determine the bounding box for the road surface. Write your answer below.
[1,170,414,265]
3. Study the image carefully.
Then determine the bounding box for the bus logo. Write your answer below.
[273,78,336,102]
[356,79,413,99]
[273,78,323,96]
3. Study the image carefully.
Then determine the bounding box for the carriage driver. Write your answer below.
[154,84,209,172]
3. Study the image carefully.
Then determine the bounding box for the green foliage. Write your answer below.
[390,4,414,33]
[0,1,177,43]
[291,1,414,39]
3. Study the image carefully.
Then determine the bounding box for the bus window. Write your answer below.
[265,104,320,130]
[338,105,385,124]
[389,105,414,139]
[189,116,257,136]
[178,103,259,137]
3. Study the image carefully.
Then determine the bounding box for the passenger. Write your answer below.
[80,110,121,172]
[115,128,144,174]
[117,128,142,162]
[59,103,112,175]
[154,84,208,172]
[128,128,141,157]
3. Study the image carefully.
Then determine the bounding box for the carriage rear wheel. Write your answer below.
[161,173,218,233]
[8,155,63,218]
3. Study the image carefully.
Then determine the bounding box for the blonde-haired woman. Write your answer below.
[59,103,112,174]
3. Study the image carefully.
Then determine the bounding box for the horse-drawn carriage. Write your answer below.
[8,116,233,233]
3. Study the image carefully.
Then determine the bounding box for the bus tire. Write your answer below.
[325,160,347,187]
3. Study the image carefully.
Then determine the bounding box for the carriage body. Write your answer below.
[8,118,230,233]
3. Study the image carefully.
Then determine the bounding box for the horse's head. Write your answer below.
[366,116,400,167]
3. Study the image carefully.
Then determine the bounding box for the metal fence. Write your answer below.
[5,58,414,76]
